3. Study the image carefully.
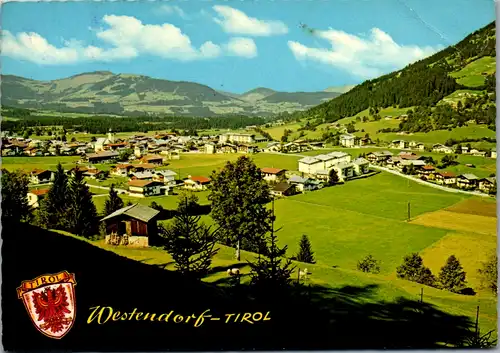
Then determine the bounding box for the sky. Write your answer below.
[0,0,496,94]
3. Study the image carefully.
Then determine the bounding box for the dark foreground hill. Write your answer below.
[2,222,475,351]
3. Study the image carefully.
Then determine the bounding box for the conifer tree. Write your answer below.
[104,184,124,216]
[438,255,467,293]
[160,198,220,280]
[296,235,316,264]
[37,163,70,229]
[328,168,339,185]
[396,253,436,287]
[248,200,295,294]
[66,170,98,238]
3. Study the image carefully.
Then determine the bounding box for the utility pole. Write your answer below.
[407,201,411,221]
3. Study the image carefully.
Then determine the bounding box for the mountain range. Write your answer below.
[1,72,351,117]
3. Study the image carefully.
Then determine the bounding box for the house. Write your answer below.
[332,162,355,181]
[366,151,393,164]
[83,168,106,180]
[352,158,370,175]
[414,143,425,151]
[130,172,154,181]
[470,149,487,157]
[101,204,161,247]
[219,133,255,144]
[390,140,409,149]
[183,176,211,191]
[434,171,457,185]
[29,169,53,184]
[478,177,496,193]
[340,134,356,147]
[261,168,287,182]
[398,159,426,171]
[270,183,296,197]
[456,174,479,189]
[220,143,237,153]
[85,151,119,163]
[418,165,435,179]
[133,163,157,173]
[432,144,454,154]
[264,142,281,153]
[360,137,372,146]
[153,170,177,185]
[111,164,135,176]
[237,144,258,154]
[128,180,164,197]
[491,148,497,159]
[27,188,50,208]
[141,155,164,165]
[288,175,323,192]
[205,143,216,154]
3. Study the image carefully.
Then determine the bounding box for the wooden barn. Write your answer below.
[101,204,160,248]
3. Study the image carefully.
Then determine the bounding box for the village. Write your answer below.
[2,126,496,213]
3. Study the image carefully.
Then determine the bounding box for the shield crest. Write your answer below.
[17,271,77,339]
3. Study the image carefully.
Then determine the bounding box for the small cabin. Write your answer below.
[101,204,160,247]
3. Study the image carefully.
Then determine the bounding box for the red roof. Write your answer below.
[189,176,211,184]
[422,165,435,170]
[261,167,285,174]
[134,163,157,169]
[401,155,420,160]
[30,189,50,196]
[437,171,456,178]
[116,163,133,169]
[142,155,163,161]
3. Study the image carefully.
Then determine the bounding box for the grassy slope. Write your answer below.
[449,56,496,87]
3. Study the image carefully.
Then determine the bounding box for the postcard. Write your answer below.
[1,0,498,350]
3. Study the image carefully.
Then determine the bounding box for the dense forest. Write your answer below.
[0,107,266,134]
[302,21,496,123]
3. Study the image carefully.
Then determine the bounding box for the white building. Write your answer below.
[352,158,370,175]
[340,134,356,147]
[298,151,352,176]
[219,133,255,144]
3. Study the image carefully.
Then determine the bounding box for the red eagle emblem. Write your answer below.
[17,271,77,339]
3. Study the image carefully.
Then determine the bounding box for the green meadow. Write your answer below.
[449,56,496,87]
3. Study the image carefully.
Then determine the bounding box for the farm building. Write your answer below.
[111,164,135,176]
[433,171,457,185]
[270,183,296,197]
[456,174,479,189]
[27,188,50,208]
[418,165,436,179]
[85,151,119,163]
[366,151,393,164]
[29,169,53,184]
[340,134,356,147]
[101,204,160,248]
[128,180,164,197]
[432,144,454,154]
[261,168,287,182]
[184,176,211,191]
[478,177,496,193]
[153,170,177,185]
[141,155,164,165]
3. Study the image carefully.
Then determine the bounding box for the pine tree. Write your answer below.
[296,235,316,264]
[66,170,98,238]
[37,163,70,229]
[104,184,124,216]
[160,198,220,280]
[248,200,295,295]
[438,255,467,293]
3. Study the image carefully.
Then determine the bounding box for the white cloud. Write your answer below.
[157,5,187,19]
[1,15,224,65]
[213,5,288,36]
[288,28,442,78]
[1,30,80,65]
[225,37,257,58]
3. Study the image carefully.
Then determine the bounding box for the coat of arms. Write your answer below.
[16,271,77,339]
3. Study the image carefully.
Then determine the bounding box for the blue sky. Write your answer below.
[1,0,495,93]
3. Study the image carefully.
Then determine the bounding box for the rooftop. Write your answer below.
[100,203,160,223]
[261,167,286,174]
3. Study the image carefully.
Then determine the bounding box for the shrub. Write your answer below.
[357,255,381,274]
